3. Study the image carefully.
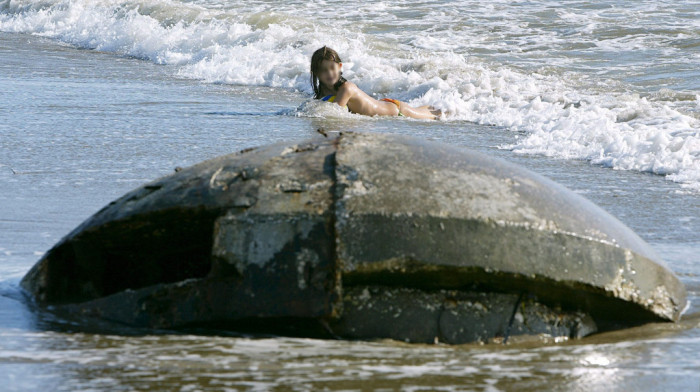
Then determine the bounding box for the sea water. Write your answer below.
[0,1,699,390]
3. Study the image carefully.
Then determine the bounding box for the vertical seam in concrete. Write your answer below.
[327,133,344,321]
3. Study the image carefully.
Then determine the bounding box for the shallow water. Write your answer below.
[3,0,698,189]
[1,0,699,390]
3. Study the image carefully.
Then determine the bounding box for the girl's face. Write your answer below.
[317,59,343,88]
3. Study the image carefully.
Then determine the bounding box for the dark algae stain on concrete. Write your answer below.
[21,132,686,344]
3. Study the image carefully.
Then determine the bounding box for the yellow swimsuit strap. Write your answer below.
[321,95,348,110]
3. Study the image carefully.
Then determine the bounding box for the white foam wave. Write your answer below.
[1,0,699,190]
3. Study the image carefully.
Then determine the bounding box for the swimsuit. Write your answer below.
[321,92,403,117]
[381,98,404,116]
[321,95,348,110]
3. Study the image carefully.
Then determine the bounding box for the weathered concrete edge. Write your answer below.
[334,213,686,322]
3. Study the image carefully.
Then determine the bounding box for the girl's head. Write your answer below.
[310,46,343,99]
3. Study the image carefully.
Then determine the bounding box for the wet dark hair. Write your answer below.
[310,46,347,99]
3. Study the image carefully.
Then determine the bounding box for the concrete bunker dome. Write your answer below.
[21,132,686,343]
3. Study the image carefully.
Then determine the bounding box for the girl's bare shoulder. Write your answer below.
[338,80,359,92]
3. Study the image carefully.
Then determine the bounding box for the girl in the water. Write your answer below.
[310,46,442,120]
